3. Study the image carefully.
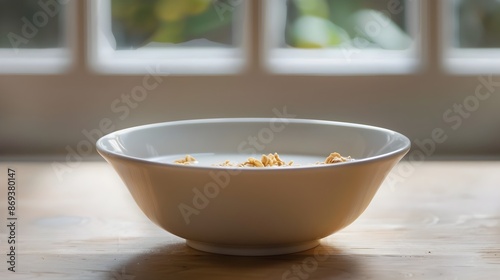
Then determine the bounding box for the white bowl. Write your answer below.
[97,118,410,256]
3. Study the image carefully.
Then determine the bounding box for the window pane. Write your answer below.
[110,0,241,50]
[0,0,64,49]
[455,0,500,48]
[284,0,412,50]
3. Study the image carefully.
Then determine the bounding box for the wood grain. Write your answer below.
[0,161,499,279]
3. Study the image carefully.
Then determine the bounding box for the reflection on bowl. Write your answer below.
[97,118,410,256]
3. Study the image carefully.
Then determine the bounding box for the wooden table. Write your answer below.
[0,161,499,279]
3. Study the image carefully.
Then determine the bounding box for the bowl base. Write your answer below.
[186,239,320,256]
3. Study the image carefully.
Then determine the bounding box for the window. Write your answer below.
[263,0,422,74]
[1,1,499,75]
[443,0,500,74]
[88,0,248,74]
[0,0,73,74]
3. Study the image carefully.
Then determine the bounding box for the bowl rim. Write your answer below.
[96,118,411,171]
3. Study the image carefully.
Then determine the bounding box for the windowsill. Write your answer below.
[0,48,71,74]
[443,49,500,75]
[265,49,420,75]
[88,48,245,75]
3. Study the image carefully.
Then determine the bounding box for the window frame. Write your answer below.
[440,0,500,75]
[86,0,250,75]
[0,0,499,76]
[261,0,424,75]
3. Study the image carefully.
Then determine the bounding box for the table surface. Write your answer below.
[0,161,499,280]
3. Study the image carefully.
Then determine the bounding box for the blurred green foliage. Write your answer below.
[286,0,411,50]
[111,0,234,49]
[1,0,500,50]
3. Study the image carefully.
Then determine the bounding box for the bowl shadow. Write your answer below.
[110,241,361,280]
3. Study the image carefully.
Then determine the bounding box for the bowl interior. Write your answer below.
[97,118,410,166]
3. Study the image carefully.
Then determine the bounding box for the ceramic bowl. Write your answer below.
[97,118,410,256]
